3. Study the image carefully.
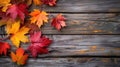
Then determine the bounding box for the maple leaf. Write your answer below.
[33,0,42,5]
[0,19,8,27]
[25,0,32,6]
[0,9,6,18]
[10,48,28,65]
[11,0,28,4]
[0,9,13,27]
[0,18,13,27]
[6,3,28,22]
[25,21,40,33]
[29,9,48,27]
[0,0,11,12]
[51,14,66,30]
[6,21,30,48]
[28,31,52,58]
[0,42,10,56]
[41,0,56,6]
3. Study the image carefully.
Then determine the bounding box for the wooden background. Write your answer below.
[0,0,120,67]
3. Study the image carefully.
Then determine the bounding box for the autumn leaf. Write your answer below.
[6,3,28,22]
[0,0,11,12]
[0,18,13,27]
[27,23,40,33]
[6,21,30,48]
[12,0,32,6]
[33,0,42,5]
[0,10,12,27]
[51,14,66,31]
[28,31,52,58]
[41,0,56,6]
[25,21,40,33]
[0,10,6,18]
[0,19,7,26]
[11,48,28,65]
[12,0,39,6]
[32,0,56,6]
[25,0,32,6]
[29,9,48,27]
[0,42,10,56]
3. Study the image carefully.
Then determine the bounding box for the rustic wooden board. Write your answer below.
[30,0,120,13]
[0,0,120,66]
[0,35,120,57]
[0,14,120,35]
[41,13,120,34]
[0,58,120,67]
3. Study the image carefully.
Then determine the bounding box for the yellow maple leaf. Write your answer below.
[29,9,48,27]
[6,21,30,48]
[0,0,11,12]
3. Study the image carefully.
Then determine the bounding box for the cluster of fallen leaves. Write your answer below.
[0,0,66,65]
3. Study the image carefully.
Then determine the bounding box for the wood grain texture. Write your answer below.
[42,13,120,34]
[0,35,120,57]
[0,14,120,35]
[0,26,5,35]
[0,58,120,67]
[30,0,120,13]
[0,0,120,66]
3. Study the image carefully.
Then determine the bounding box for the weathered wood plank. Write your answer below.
[0,35,120,57]
[0,26,5,35]
[0,14,120,34]
[30,0,120,12]
[0,58,120,67]
[42,14,120,34]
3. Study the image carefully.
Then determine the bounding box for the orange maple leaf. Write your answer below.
[30,0,56,6]
[11,48,28,65]
[33,0,42,5]
[29,9,48,27]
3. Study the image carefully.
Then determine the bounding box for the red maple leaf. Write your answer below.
[0,9,6,18]
[6,3,28,22]
[51,14,66,31]
[28,31,52,58]
[0,42,10,56]
[41,0,56,6]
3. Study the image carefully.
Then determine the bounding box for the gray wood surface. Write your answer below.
[0,58,120,67]
[30,0,120,13]
[0,14,120,35]
[0,0,120,66]
[0,35,120,57]
[42,13,120,34]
